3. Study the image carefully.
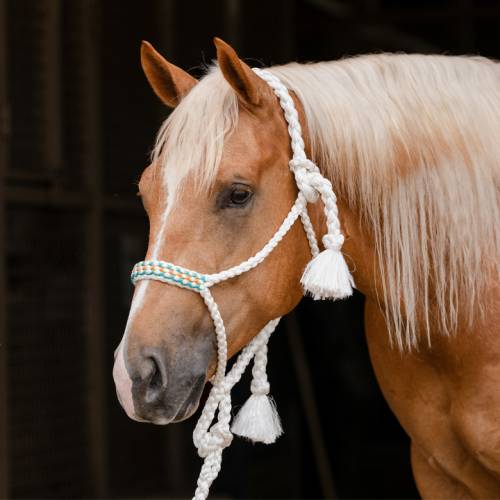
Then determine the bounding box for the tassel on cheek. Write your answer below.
[301,234,355,300]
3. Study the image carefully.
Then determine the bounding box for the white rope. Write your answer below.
[191,310,281,500]
[253,67,346,253]
[299,207,320,258]
[131,68,354,500]
[206,194,307,285]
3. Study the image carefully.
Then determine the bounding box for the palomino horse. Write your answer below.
[113,38,500,498]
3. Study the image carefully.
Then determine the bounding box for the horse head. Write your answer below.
[113,39,330,425]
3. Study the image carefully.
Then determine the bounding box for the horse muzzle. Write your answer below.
[113,334,214,425]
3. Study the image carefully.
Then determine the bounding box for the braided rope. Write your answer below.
[254,68,345,252]
[131,261,207,291]
[299,207,320,258]
[206,194,307,285]
[192,317,280,500]
[130,68,347,500]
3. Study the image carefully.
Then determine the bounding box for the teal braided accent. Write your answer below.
[131,260,208,292]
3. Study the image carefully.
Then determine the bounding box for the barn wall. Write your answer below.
[1,1,499,498]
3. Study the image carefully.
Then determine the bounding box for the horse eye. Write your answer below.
[229,187,252,207]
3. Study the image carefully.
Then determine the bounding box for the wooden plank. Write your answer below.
[285,314,337,499]
[381,4,500,21]
[5,187,88,208]
[224,0,241,48]
[306,0,500,21]
[43,0,63,174]
[306,0,438,52]
[0,0,8,495]
[4,186,141,213]
[80,0,107,495]
[156,0,176,58]
[239,0,294,64]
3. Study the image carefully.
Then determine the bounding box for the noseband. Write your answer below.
[131,68,354,500]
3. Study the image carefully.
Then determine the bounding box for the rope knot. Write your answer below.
[289,157,318,173]
[196,422,233,458]
[322,233,344,251]
[250,378,270,396]
[289,158,321,203]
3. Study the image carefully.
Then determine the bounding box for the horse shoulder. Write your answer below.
[364,284,500,497]
[444,281,500,477]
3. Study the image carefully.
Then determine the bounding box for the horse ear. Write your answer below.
[214,37,267,107]
[140,41,197,108]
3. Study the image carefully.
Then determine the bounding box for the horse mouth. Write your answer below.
[170,374,206,423]
[134,372,207,425]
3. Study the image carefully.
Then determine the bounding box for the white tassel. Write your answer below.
[301,247,354,300]
[231,341,282,445]
[231,393,283,444]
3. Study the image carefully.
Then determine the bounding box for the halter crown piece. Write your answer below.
[131,68,355,500]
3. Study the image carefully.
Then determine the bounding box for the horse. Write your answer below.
[113,38,500,498]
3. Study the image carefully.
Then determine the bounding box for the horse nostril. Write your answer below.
[148,359,163,390]
[143,352,168,404]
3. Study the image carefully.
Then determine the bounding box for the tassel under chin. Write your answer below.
[231,394,283,444]
[301,248,355,300]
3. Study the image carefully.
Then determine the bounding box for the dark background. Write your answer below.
[0,0,498,498]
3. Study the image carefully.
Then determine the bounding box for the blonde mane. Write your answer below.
[153,54,500,351]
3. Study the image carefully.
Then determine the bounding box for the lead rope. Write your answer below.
[131,68,354,500]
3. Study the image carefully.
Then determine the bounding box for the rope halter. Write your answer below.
[131,68,355,500]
